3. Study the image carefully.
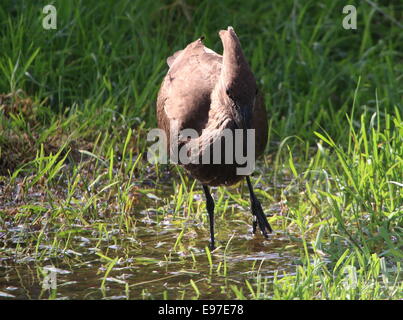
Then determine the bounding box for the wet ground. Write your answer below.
[0,175,300,299]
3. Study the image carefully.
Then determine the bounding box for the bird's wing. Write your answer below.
[157,38,222,135]
[166,49,183,67]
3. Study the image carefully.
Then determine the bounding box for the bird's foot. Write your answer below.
[251,198,272,238]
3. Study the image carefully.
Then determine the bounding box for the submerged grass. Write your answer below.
[0,0,402,299]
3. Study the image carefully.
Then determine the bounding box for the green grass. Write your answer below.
[0,0,402,300]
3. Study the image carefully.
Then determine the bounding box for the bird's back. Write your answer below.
[157,35,268,186]
[157,38,222,147]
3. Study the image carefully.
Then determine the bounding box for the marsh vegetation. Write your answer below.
[0,0,402,299]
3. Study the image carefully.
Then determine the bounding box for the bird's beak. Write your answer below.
[234,104,252,130]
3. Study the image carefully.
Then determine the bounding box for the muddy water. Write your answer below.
[0,177,300,300]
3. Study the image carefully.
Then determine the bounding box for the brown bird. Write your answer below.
[157,27,272,249]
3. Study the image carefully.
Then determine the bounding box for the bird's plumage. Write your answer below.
[157,27,268,186]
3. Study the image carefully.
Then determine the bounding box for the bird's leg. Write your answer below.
[202,185,215,250]
[246,176,272,238]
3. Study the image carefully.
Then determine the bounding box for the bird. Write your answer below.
[157,26,272,249]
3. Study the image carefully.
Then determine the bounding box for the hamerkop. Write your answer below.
[157,27,272,249]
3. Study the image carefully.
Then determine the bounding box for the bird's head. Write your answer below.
[219,26,257,130]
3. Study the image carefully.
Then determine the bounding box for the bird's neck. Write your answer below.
[183,84,234,158]
[207,79,233,128]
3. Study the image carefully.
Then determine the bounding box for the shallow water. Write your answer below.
[0,221,300,299]
[0,172,301,300]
